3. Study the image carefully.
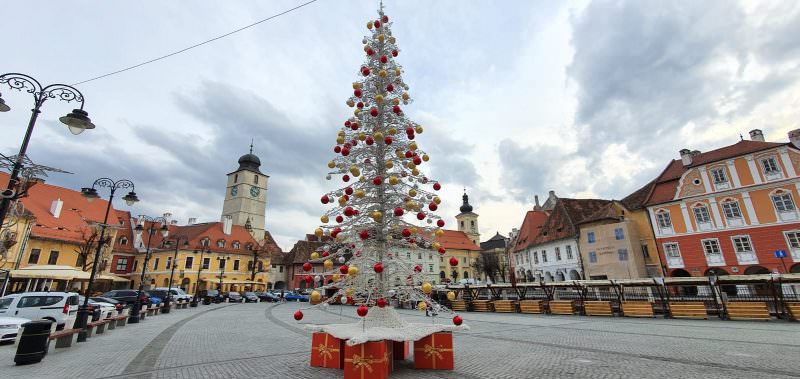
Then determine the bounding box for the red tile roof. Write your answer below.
[0,172,124,244]
[438,230,481,251]
[533,198,612,245]
[113,210,137,254]
[133,219,266,257]
[513,210,549,252]
[644,140,787,206]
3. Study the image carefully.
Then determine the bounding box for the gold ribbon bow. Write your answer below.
[422,344,445,360]
[315,344,337,360]
[347,354,376,373]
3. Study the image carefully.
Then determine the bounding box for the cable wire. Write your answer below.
[72,0,319,86]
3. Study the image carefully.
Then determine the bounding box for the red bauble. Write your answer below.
[404,150,413,158]
[334,146,342,153]
[413,156,422,165]
[374,20,381,28]
[336,215,344,223]
[429,203,438,211]
[357,305,369,317]
[387,83,394,92]
[322,251,330,257]
[370,107,379,117]
[331,227,342,238]
[344,120,351,127]
[377,298,387,308]
[437,219,445,227]
[373,262,384,273]
[417,212,426,220]
[345,187,354,195]
[406,127,414,134]
[362,67,370,76]
[340,265,349,274]
[342,175,350,182]
[433,182,441,191]
[382,15,389,23]
[414,265,422,272]
[294,310,304,321]
[351,123,359,130]
[449,257,458,266]
[373,176,383,185]
[366,48,374,56]
[304,275,313,284]
[342,148,350,156]
[392,105,402,114]
[394,207,404,216]
[366,136,374,145]
[439,247,446,255]
[453,315,463,326]
[384,137,393,145]
[380,55,388,64]
[347,296,354,304]
[359,230,370,240]
[354,89,363,97]
[401,228,411,237]
[303,262,312,271]
[392,49,398,57]
[344,207,355,217]
[321,195,330,204]
[356,101,364,109]
[407,133,415,140]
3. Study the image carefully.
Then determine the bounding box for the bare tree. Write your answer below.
[74,226,111,272]
[475,251,500,283]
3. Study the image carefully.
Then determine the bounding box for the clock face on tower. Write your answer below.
[230,185,238,196]
[250,186,260,197]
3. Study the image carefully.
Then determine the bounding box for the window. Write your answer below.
[588,252,597,263]
[47,250,59,265]
[219,259,227,269]
[428,264,433,273]
[166,257,172,270]
[116,258,129,271]
[566,245,573,260]
[185,256,194,269]
[614,228,625,240]
[28,249,41,264]
[711,168,727,184]
[153,258,160,270]
[618,249,629,261]
[732,236,753,254]
[245,243,253,251]
[406,252,411,259]
[19,296,63,308]
[533,251,539,264]
[587,232,596,243]
[722,201,742,219]
[761,157,780,174]
[460,221,464,228]
[641,245,650,258]
[772,192,796,213]
[440,256,444,263]
[119,237,128,246]
[702,239,722,256]
[693,206,711,224]
[279,266,283,273]
[470,220,475,227]
[234,173,238,183]
[541,251,548,263]
[656,211,672,228]
[555,247,562,261]
[132,260,138,272]
[428,254,432,260]
[201,238,209,247]
[232,241,240,249]
[202,257,210,269]
[233,260,240,270]
[217,240,225,248]
[417,253,422,260]
[664,243,681,258]
[461,257,466,264]
[248,260,253,270]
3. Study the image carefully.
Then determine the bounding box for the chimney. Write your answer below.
[163,212,172,224]
[749,129,765,142]
[788,129,800,148]
[170,220,178,225]
[188,217,197,225]
[223,215,233,235]
[533,195,541,211]
[679,149,693,166]
[50,198,63,218]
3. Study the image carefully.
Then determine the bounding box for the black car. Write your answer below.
[199,289,224,304]
[243,292,259,303]
[255,291,279,302]
[102,290,149,306]
[90,296,125,313]
[226,292,243,303]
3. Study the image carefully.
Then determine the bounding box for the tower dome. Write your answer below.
[237,142,262,173]
[460,191,473,213]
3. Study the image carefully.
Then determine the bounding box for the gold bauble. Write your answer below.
[358,175,366,182]
[348,266,359,276]
[371,211,382,221]
[346,287,354,296]
[328,161,336,169]
[395,68,402,76]
[336,136,345,144]
[410,227,418,234]
[432,242,441,250]
[416,126,423,134]
[389,36,396,44]
[407,162,416,170]
[375,94,384,103]
[421,282,432,294]
[433,196,441,204]
[353,82,361,89]
[417,302,427,311]
[389,176,399,185]
[310,252,320,260]
[402,92,410,100]
[409,189,417,197]
[392,98,400,105]
[377,34,385,42]
[350,165,359,174]
[385,161,394,169]
[324,259,333,270]
[310,291,321,302]
[374,131,384,140]
[447,291,456,301]
[367,21,373,29]
[396,150,404,158]
[332,273,341,282]
[336,234,344,241]
[388,127,397,135]
[409,142,418,151]
[405,200,415,209]
[354,108,360,116]
[358,133,366,141]
[363,45,370,52]
[346,99,355,107]
[379,70,388,78]
[355,189,366,198]
[321,215,329,223]
[412,168,420,176]
[435,228,444,237]
[422,154,430,162]
[338,130,346,136]
[315,228,324,237]
[338,198,346,206]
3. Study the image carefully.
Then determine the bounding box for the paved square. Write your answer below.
[0,302,797,378]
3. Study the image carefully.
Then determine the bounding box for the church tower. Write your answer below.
[222,145,268,240]
[455,190,480,245]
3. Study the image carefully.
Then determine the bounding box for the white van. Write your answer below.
[155,287,192,302]
[0,292,79,330]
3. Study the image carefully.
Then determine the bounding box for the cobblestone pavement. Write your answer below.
[0,302,798,378]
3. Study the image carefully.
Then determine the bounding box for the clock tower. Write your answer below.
[222,146,268,240]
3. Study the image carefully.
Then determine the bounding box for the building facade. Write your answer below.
[479,232,510,283]
[576,202,650,279]
[644,129,800,277]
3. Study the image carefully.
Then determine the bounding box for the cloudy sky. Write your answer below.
[2,1,800,250]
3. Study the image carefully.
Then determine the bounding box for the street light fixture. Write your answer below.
[190,247,211,307]
[217,256,230,292]
[75,178,138,343]
[161,236,189,314]
[0,73,95,231]
[129,215,169,324]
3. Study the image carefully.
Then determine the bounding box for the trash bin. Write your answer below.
[14,320,53,365]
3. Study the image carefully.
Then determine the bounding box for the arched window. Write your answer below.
[771,189,798,221]
[720,198,743,226]
[254,175,259,184]
[119,237,128,246]
[234,173,238,183]
[692,203,712,230]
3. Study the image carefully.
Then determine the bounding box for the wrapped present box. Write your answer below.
[310,332,343,369]
[344,340,389,379]
[413,332,454,370]
[392,340,410,360]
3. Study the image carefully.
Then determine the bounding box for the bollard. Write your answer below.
[14,320,53,365]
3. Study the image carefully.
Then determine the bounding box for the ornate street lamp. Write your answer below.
[161,235,189,314]
[0,73,95,231]
[217,256,230,292]
[190,247,211,307]
[128,215,169,324]
[75,178,138,343]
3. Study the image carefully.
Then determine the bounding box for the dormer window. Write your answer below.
[245,243,253,251]
[710,167,729,189]
[232,241,241,249]
[761,157,782,180]
[217,239,225,248]
[119,237,128,246]
[201,238,210,247]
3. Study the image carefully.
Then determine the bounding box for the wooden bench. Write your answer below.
[519,300,545,314]
[472,300,493,312]
[669,301,708,319]
[622,301,655,317]
[146,306,157,317]
[48,328,80,349]
[725,301,770,321]
[584,301,614,316]
[177,302,189,309]
[111,315,129,328]
[450,300,467,312]
[548,300,575,315]
[84,319,111,337]
[787,302,800,321]
[493,300,517,313]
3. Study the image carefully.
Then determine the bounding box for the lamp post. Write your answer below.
[162,235,189,314]
[75,178,138,343]
[217,256,230,293]
[190,247,210,307]
[249,245,262,291]
[0,73,96,231]
[128,216,169,324]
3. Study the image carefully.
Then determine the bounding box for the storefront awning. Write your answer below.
[10,265,91,280]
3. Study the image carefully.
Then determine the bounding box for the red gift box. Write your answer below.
[393,340,410,360]
[344,341,389,379]
[310,332,343,369]
[413,332,454,370]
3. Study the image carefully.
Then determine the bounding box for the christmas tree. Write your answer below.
[296,6,465,344]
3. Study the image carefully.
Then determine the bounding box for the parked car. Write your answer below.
[226,292,243,303]
[78,296,115,319]
[146,290,170,303]
[284,291,309,302]
[256,291,280,302]
[90,297,124,314]
[101,290,149,307]
[144,292,163,306]
[199,289,224,304]
[155,287,193,303]
[243,292,259,303]
[0,316,30,344]
[0,292,79,330]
